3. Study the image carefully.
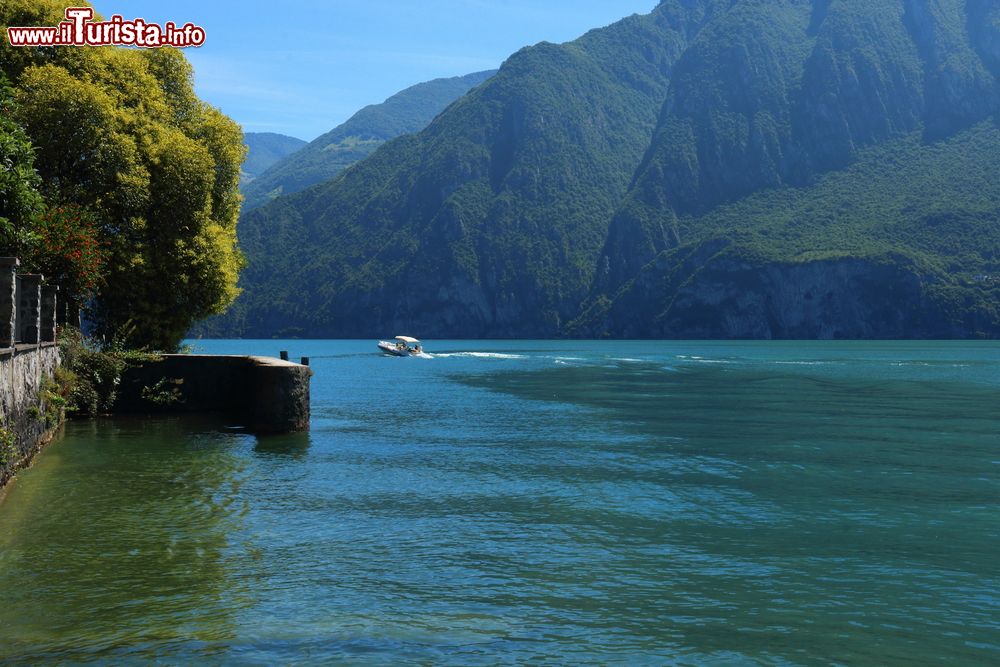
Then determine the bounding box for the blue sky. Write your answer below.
[94,1,657,141]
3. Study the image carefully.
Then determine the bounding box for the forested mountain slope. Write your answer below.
[240,70,496,211]
[241,132,305,182]
[210,1,727,337]
[582,0,1000,337]
[205,0,1000,339]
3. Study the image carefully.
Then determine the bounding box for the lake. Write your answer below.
[0,340,998,664]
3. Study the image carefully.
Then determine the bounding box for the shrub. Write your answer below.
[23,204,106,302]
[0,427,17,468]
[141,377,184,406]
[58,327,156,416]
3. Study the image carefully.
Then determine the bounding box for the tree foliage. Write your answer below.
[24,205,105,302]
[0,72,43,252]
[1,1,245,350]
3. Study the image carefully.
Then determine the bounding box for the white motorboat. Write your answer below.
[377,336,424,356]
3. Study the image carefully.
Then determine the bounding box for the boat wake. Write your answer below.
[429,352,526,360]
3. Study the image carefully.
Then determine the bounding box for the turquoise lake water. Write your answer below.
[0,340,998,664]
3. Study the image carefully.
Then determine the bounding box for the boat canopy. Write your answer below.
[395,336,420,344]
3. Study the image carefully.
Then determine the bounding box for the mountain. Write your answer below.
[241,132,306,182]
[203,2,725,338]
[205,0,1000,340]
[575,123,1000,338]
[240,70,497,211]
[579,0,1000,338]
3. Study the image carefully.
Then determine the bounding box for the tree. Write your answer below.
[0,72,43,253]
[1,2,245,350]
[0,72,103,316]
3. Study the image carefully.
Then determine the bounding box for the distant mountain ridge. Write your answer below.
[204,0,1000,339]
[240,70,497,211]
[241,132,306,182]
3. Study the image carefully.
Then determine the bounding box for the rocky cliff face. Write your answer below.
[969,0,1000,73]
[580,240,999,339]
[594,0,1000,301]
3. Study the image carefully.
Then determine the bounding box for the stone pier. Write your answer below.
[114,355,311,433]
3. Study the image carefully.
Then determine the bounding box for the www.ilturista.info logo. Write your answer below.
[6,7,205,48]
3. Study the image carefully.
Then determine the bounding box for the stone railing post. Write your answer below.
[0,258,17,348]
[40,285,58,343]
[18,274,42,345]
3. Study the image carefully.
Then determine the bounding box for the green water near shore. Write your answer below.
[0,341,998,664]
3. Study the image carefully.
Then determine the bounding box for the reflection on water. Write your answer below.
[0,417,258,663]
[0,340,999,664]
[254,431,312,459]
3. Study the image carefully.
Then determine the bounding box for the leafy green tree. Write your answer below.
[1,72,102,313]
[0,72,43,253]
[1,2,245,350]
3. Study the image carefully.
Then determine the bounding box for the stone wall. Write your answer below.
[0,257,310,492]
[115,355,311,433]
[0,257,64,489]
[0,344,61,488]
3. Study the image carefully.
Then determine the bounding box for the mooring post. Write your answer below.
[0,258,18,348]
[280,350,289,361]
[301,357,310,366]
[18,274,42,345]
